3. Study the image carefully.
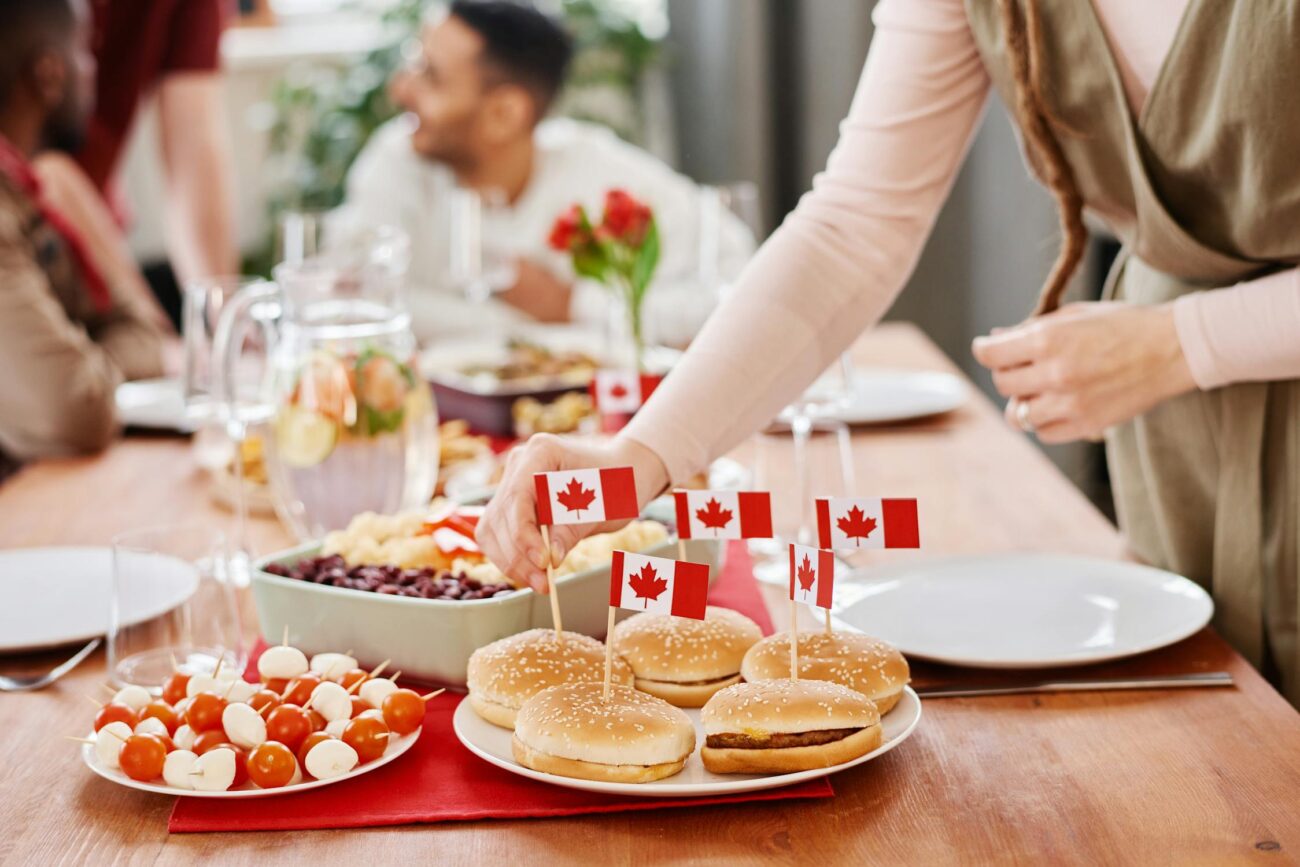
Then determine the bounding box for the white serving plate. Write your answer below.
[0,547,198,654]
[453,687,920,798]
[115,377,198,433]
[833,554,1214,668]
[81,729,419,798]
[778,369,966,427]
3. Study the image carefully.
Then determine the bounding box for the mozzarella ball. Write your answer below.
[324,719,349,738]
[112,685,151,712]
[257,646,308,681]
[310,653,358,682]
[304,739,358,780]
[224,679,259,704]
[308,682,352,723]
[134,717,169,738]
[163,750,198,789]
[173,724,197,751]
[357,708,385,722]
[191,748,237,791]
[221,702,267,749]
[185,674,219,698]
[95,722,133,769]
[359,678,398,709]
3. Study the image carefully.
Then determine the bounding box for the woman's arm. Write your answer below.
[1174,267,1300,389]
[479,0,992,588]
[623,0,991,483]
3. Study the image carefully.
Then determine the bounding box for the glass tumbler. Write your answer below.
[108,523,245,691]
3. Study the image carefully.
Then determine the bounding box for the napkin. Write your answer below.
[169,543,828,831]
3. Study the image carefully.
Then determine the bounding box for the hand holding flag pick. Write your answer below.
[605,550,709,701]
[672,488,773,560]
[533,466,640,637]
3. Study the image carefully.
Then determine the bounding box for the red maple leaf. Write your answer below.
[694,497,733,533]
[836,505,877,547]
[628,562,668,607]
[797,554,817,594]
[608,382,628,398]
[556,477,597,516]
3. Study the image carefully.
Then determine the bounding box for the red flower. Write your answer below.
[548,204,587,251]
[601,189,652,245]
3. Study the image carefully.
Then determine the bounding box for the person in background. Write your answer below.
[343,0,755,344]
[0,0,164,468]
[43,0,239,304]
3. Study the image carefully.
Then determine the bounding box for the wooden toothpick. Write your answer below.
[540,524,563,639]
[603,606,617,703]
[419,689,445,703]
[824,606,833,636]
[282,625,290,647]
[789,600,800,682]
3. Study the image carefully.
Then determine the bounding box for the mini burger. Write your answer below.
[466,629,633,729]
[700,679,881,775]
[741,631,910,713]
[512,682,696,783]
[611,606,762,707]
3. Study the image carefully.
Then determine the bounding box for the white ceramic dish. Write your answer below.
[81,729,418,798]
[833,554,1214,668]
[453,687,921,798]
[115,377,197,433]
[251,535,726,689]
[0,547,198,654]
[777,369,966,427]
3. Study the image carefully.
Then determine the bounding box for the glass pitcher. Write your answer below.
[213,257,438,541]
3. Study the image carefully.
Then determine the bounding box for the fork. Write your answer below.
[0,638,102,692]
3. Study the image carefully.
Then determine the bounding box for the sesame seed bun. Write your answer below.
[699,679,882,774]
[611,606,763,707]
[512,682,696,783]
[740,631,910,714]
[467,629,633,730]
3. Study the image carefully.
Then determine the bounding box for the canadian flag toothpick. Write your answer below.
[608,551,709,619]
[789,543,835,610]
[590,370,662,416]
[535,467,639,526]
[815,497,920,550]
[674,490,773,540]
[534,466,640,638]
[603,549,709,701]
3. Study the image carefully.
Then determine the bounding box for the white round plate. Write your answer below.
[778,369,965,427]
[81,730,419,798]
[115,378,197,433]
[833,554,1214,668]
[0,548,199,654]
[452,687,920,798]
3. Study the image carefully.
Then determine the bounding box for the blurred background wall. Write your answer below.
[119,0,1107,503]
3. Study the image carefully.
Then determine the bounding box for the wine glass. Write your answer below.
[447,186,515,304]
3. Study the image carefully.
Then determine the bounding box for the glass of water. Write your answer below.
[108,523,244,691]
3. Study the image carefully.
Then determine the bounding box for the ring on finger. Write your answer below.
[1015,398,1036,434]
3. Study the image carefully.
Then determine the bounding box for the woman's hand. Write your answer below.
[971,301,1197,444]
[476,434,671,593]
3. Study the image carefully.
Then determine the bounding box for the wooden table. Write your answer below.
[3,324,1298,865]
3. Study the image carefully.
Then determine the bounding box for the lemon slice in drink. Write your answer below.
[275,407,338,467]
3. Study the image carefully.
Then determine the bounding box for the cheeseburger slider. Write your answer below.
[467,629,633,729]
[700,679,881,774]
[741,631,910,713]
[611,606,763,707]
[512,682,696,783]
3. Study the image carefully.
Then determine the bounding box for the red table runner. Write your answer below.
[169,542,830,832]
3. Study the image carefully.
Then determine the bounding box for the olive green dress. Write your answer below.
[965,0,1300,704]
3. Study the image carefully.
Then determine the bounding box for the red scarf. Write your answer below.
[0,133,112,313]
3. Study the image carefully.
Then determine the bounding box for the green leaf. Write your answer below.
[571,243,609,282]
[629,218,660,298]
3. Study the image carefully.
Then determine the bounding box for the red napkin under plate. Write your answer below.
[169,542,831,831]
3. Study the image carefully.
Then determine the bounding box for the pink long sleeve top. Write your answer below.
[625,0,1300,484]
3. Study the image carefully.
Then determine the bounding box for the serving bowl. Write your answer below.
[251,534,725,689]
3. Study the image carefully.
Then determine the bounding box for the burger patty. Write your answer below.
[705,727,861,750]
[639,673,738,687]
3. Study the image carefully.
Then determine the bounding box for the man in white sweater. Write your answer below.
[342,0,754,345]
